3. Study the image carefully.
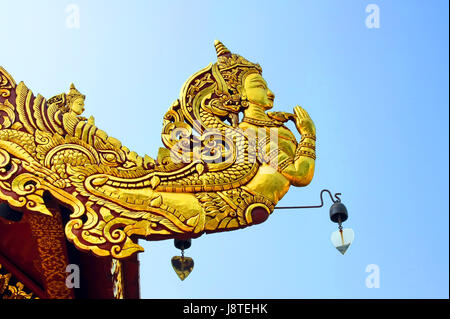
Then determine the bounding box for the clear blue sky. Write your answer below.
[1,0,448,298]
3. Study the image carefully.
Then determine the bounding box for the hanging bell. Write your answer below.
[329,201,354,255]
[171,239,194,281]
[329,202,348,223]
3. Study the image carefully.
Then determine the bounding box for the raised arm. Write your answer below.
[280,106,316,187]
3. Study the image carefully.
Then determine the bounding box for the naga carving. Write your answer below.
[0,41,316,259]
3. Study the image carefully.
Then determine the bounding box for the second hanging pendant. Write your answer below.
[171,239,194,281]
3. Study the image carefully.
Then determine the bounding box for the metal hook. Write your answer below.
[275,189,342,210]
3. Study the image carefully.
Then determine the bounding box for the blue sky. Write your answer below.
[1,0,448,298]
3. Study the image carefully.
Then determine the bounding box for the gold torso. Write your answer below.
[238,122,297,204]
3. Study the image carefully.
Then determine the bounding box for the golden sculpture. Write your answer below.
[0,41,316,259]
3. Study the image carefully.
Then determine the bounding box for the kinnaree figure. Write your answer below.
[0,41,316,259]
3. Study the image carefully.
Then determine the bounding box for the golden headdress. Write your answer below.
[197,40,263,118]
[213,40,262,95]
[167,39,264,142]
[214,40,262,72]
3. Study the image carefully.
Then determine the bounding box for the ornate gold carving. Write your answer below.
[0,264,38,299]
[0,67,16,98]
[0,40,316,259]
[301,133,316,141]
[0,99,16,130]
[242,116,283,127]
[299,141,316,150]
[295,148,316,161]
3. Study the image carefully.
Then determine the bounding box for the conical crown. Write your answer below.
[213,40,262,72]
[214,40,231,57]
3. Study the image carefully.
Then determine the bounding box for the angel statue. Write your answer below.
[0,40,316,261]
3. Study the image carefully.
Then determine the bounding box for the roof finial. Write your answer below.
[214,40,231,57]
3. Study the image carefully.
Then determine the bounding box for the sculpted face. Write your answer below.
[243,73,275,110]
[71,97,85,115]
